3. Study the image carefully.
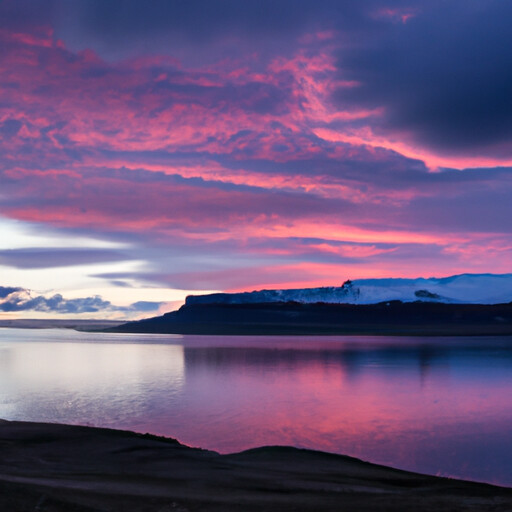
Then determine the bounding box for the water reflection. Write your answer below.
[0,328,511,486]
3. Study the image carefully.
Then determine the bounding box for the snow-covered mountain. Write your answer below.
[186,273,512,306]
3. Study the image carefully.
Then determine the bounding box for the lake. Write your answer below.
[1,327,511,487]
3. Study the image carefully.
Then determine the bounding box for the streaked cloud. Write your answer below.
[0,1,511,317]
[0,247,130,269]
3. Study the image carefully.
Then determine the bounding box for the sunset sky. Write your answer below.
[1,0,512,319]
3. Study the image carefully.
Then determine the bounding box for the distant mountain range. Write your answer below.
[185,273,512,306]
[111,274,512,335]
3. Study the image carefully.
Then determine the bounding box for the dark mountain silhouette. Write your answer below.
[111,300,512,335]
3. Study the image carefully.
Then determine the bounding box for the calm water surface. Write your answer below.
[1,328,511,486]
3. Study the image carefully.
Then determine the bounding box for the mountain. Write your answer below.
[111,273,512,336]
[111,301,512,336]
[185,273,512,306]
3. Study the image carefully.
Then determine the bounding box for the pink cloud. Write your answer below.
[2,22,512,294]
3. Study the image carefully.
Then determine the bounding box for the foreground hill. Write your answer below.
[0,420,510,511]
[112,300,512,335]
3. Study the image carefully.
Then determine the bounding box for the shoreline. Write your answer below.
[1,420,511,511]
[0,319,124,330]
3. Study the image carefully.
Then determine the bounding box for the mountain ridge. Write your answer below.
[185,273,512,306]
[110,273,512,335]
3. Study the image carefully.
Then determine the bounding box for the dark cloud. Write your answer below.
[0,0,56,30]
[400,187,512,234]
[0,289,112,313]
[145,80,292,115]
[0,248,130,269]
[125,301,162,313]
[0,119,23,139]
[0,286,23,299]
[51,0,354,57]
[335,0,512,156]
[0,286,163,315]
[109,280,132,288]
[0,0,405,62]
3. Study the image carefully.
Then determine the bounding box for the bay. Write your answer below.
[1,328,511,486]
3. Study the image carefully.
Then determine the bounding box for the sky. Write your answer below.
[1,0,512,319]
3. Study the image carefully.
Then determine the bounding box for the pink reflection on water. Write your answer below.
[144,336,512,486]
[1,330,512,486]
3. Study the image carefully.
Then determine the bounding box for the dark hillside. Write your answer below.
[111,301,512,335]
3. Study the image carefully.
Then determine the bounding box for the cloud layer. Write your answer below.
[0,285,162,316]
[0,0,511,314]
